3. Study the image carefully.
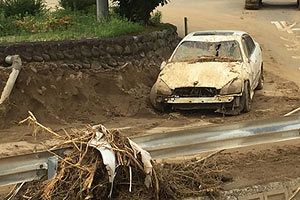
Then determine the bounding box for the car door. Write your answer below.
[242,34,261,90]
[241,37,255,87]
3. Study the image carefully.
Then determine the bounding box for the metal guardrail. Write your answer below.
[0,115,299,187]
[132,115,300,159]
[0,149,68,186]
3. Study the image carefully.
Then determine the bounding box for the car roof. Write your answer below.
[182,30,248,42]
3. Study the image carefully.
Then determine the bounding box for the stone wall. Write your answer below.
[0,27,180,69]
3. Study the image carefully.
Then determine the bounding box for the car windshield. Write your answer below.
[171,40,242,63]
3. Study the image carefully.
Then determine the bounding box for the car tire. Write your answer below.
[245,0,261,10]
[256,67,264,90]
[241,82,251,113]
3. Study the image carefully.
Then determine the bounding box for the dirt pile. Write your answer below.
[0,62,159,128]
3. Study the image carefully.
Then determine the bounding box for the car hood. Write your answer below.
[159,62,243,89]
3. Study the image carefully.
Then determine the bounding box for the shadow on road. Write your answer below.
[261,2,298,10]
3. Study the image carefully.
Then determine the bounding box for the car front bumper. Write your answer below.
[158,94,242,111]
[165,95,235,104]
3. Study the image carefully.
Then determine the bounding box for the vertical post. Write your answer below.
[0,55,22,105]
[47,156,58,180]
[96,0,109,21]
[184,17,188,36]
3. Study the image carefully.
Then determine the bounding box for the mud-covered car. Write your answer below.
[150,30,264,115]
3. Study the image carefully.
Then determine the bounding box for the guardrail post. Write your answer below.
[47,156,58,179]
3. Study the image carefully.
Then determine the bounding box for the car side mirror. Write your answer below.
[160,61,167,70]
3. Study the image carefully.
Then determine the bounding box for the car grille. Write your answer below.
[173,87,220,97]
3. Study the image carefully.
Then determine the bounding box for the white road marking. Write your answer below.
[271,21,284,30]
[271,21,297,34]
[286,22,297,34]
[285,44,298,48]
[287,48,298,51]
[285,43,298,51]
[272,20,300,60]
[280,36,290,41]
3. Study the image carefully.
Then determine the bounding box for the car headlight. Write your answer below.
[150,79,172,105]
[156,79,172,96]
[220,78,243,95]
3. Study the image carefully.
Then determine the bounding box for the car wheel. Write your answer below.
[241,82,251,113]
[245,0,261,10]
[256,67,264,90]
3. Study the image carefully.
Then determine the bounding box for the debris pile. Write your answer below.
[14,112,158,199]
[10,113,231,200]
[156,158,232,199]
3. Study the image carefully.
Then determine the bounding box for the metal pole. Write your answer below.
[0,55,22,105]
[96,0,109,21]
[184,17,188,36]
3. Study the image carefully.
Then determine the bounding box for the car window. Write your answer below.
[241,38,250,58]
[171,40,242,62]
[243,35,256,56]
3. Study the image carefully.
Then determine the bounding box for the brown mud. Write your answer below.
[0,61,299,144]
[0,62,159,129]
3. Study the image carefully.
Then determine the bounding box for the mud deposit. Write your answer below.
[218,145,300,190]
[0,61,299,143]
[0,62,159,129]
